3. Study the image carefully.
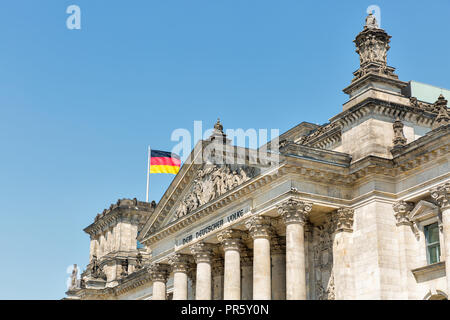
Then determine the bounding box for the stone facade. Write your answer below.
[65,14,449,300]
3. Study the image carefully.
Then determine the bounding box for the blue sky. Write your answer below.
[0,0,448,299]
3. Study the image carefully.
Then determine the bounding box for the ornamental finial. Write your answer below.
[214,118,223,132]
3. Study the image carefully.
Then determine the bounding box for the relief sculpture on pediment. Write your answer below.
[173,164,257,221]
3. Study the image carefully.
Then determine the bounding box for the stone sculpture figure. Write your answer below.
[173,164,256,220]
[90,255,107,280]
[365,13,378,29]
[70,264,78,289]
[135,252,143,270]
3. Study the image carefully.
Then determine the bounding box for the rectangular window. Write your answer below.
[424,223,440,264]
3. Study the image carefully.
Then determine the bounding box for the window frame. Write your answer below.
[424,222,441,265]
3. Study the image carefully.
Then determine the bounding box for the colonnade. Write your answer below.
[149,198,313,300]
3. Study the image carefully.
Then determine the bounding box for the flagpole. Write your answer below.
[146,146,151,202]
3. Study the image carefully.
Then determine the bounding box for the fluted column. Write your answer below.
[149,263,169,300]
[212,256,224,300]
[271,236,286,300]
[240,248,253,300]
[218,230,244,300]
[168,254,192,300]
[431,183,450,292]
[332,208,355,300]
[245,215,273,300]
[277,198,312,300]
[190,242,214,300]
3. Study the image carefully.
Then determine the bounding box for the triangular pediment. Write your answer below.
[138,139,276,241]
[409,200,439,222]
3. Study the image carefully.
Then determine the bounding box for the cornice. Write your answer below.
[343,72,407,95]
[280,142,351,167]
[84,199,155,237]
[330,97,438,128]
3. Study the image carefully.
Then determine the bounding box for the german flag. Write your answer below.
[150,150,181,174]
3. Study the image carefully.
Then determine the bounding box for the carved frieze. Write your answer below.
[173,164,257,221]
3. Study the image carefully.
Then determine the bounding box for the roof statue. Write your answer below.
[365,12,379,29]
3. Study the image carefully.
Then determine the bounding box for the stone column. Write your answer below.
[431,183,450,292]
[271,236,286,300]
[168,254,192,300]
[212,256,224,300]
[190,242,214,300]
[277,198,312,300]
[218,230,244,300]
[240,248,253,300]
[149,263,169,300]
[332,208,355,300]
[245,215,273,300]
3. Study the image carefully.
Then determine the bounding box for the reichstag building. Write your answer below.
[65,14,450,300]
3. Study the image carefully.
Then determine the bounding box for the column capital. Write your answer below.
[190,242,214,263]
[333,208,355,232]
[431,182,450,210]
[277,198,313,225]
[168,253,193,274]
[148,263,169,283]
[245,215,273,239]
[217,229,245,251]
[392,201,415,226]
[271,236,286,255]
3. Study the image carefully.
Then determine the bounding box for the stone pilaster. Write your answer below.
[218,230,244,300]
[190,242,214,300]
[245,215,273,300]
[240,248,253,300]
[431,183,450,292]
[331,208,355,300]
[278,199,312,300]
[168,254,192,300]
[270,236,286,300]
[304,222,314,300]
[392,201,416,299]
[149,263,169,300]
[211,256,224,300]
